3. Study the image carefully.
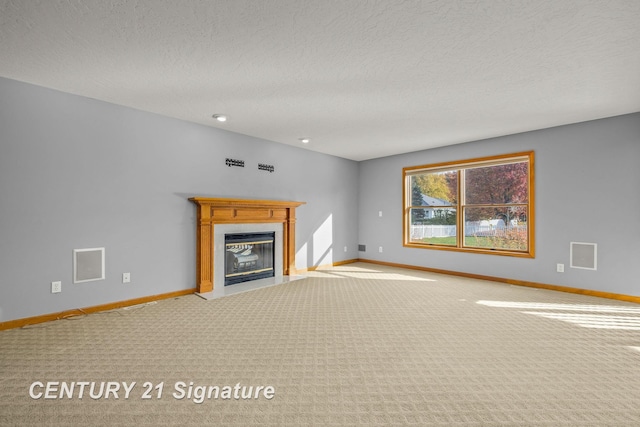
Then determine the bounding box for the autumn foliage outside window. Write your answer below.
[404,151,534,257]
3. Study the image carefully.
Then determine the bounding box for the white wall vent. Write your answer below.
[570,242,597,270]
[73,247,105,283]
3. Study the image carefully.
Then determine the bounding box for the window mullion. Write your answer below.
[457,169,464,248]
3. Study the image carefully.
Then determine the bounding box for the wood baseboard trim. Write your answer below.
[358,258,640,305]
[297,259,360,273]
[332,259,360,267]
[0,288,196,331]
[6,257,634,331]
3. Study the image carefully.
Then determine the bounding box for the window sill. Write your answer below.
[403,242,534,258]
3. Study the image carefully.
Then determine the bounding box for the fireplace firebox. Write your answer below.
[224,232,275,286]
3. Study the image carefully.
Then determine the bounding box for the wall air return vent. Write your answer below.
[73,247,105,283]
[570,242,597,270]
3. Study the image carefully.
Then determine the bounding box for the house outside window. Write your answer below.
[403,151,534,257]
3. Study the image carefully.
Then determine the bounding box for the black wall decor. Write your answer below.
[225,158,245,168]
[258,163,275,173]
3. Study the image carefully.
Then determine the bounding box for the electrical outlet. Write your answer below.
[378,211,383,217]
[122,272,131,283]
[51,281,62,293]
[556,263,564,273]
[344,246,347,252]
[379,246,383,253]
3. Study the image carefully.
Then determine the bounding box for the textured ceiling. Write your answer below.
[1,0,639,161]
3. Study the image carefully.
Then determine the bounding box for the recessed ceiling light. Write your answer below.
[299,138,310,144]
[212,114,227,122]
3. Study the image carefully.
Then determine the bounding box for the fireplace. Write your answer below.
[189,198,305,294]
[225,232,275,286]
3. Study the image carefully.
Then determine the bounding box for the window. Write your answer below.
[403,151,534,257]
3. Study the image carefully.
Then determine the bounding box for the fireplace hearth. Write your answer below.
[225,232,275,286]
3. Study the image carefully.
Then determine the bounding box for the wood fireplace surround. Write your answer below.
[189,197,305,293]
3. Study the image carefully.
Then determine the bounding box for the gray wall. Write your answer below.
[358,113,640,296]
[2,75,638,324]
[0,77,359,322]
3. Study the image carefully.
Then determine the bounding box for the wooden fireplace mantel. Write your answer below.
[189,197,305,293]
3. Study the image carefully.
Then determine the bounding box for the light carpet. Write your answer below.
[2,262,640,426]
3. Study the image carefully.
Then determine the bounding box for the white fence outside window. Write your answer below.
[411,220,526,240]
[411,225,456,239]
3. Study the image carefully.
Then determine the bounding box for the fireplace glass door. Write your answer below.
[224,232,275,286]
